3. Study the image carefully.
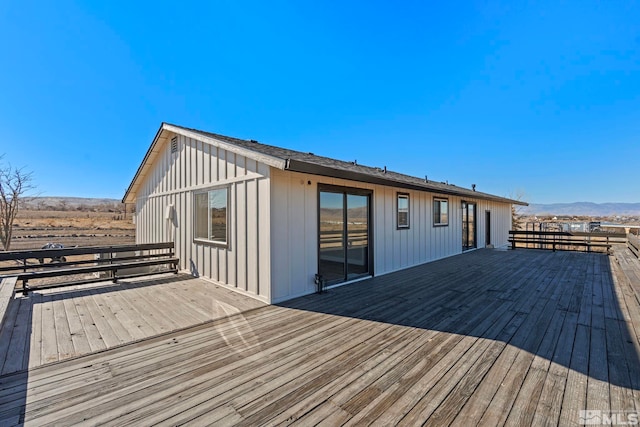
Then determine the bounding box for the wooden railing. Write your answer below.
[0,242,179,295]
[508,230,627,253]
[629,234,640,259]
[319,229,368,249]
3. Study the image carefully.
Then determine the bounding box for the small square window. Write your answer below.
[397,193,410,229]
[434,198,449,226]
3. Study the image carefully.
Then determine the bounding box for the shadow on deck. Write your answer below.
[279,247,640,394]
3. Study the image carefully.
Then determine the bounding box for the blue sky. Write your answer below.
[0,1,638,204]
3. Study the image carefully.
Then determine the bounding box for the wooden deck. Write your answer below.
[0,273,265,375]
[0,247,639,425]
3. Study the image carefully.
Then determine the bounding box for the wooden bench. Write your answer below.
[0,242,179,295]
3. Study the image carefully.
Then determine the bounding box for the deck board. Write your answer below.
[61,293,93,357]
[0,274,265,374]
[0,247,639,425]
[0,299,23,375]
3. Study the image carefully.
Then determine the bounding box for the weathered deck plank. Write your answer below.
[0,274,266,374]
[27,291,43,370]
[559,323,590,426]
[503,257,582,426]
[0,297,23,375]
[61,293,93,357]
[2,297,33,374]
[0,248,638,426]
[12,309,321,413]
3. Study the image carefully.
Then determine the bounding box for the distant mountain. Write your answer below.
[23,197,122,209]
[521,202,640,217]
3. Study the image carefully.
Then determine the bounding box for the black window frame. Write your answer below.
[193,185,230,247]
[397,193,410,229]
[433,197,449,227]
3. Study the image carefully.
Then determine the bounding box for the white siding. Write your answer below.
[134,130,512,305]
[270,169,513,303]
[135,134,271,303]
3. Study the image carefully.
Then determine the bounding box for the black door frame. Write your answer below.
[462,201,477,251]
[318,183,374,285]
[485,210,491,246]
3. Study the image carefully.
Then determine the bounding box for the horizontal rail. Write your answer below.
[18,258,179,281]
[509,230,573,237]
[17,257,179,295]
[508,230,621,253]
[0,251,174,274]
[0,242,174,262]
[23,270,178,293]
[0,242,179,295]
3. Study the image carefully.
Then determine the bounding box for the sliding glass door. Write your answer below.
[319,186,372,285]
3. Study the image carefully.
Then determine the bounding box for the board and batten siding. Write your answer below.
[269,169,513,303]
[134,133,271,302]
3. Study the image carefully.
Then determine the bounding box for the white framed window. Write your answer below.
[433,197,449,226]
[397,193,410,229]
[194,186,229,246]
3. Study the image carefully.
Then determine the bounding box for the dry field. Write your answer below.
[10,209,135,251]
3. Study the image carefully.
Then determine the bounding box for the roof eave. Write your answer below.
[285,159,526,205]
[122,123,288,204]
[122,123,167,204]
[162,124,287,169]
[123,122,528,207]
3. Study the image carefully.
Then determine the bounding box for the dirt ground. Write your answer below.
[10,209,136,250]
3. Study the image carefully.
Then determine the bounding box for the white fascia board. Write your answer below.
[163,124,287,170]
[122,128,170,204]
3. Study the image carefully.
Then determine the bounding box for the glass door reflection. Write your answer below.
[318,188,371,285]
[462,201,477,251]
[346,194,369,279]
[319,191,346,284]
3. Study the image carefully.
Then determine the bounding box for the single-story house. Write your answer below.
[123,123,526,304]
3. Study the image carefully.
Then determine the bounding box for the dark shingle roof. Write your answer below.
[165,123,525,206]
[123,122,525,205]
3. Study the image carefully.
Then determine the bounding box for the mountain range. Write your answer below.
[21,197,640,217]
[23,197,121,209]
[520,202,640,217]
